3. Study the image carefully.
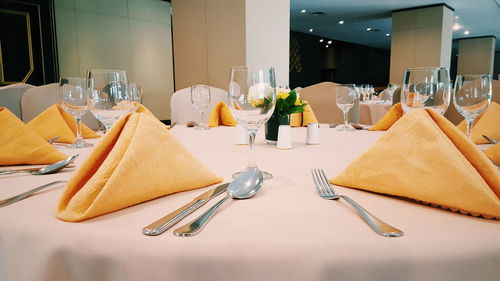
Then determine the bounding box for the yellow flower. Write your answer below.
[294,99,303,106]
[250,98,264,107]
[277,91,290,100]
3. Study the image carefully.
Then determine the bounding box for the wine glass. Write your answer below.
[191,85,211,130]
[359,84,370,102]
[401,67,450,115]
[228,66,276,179]
[87,70,132,131]
[453,74,492,139]
[336,84,358,131]
[128,83,142,112]
[60,77,94,148]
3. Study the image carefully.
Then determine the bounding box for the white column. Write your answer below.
[457,37,496,75]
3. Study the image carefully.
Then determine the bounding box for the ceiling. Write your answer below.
[290,0,500,51]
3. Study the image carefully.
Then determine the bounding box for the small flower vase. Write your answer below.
[265,113,290,144]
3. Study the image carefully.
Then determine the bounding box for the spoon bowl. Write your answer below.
[174,168,264,236]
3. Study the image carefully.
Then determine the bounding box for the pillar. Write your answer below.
[457,36,496,75]
[172,0,289,91]
[389,4,454,84]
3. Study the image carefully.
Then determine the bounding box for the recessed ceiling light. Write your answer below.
[326,45,329,48]
[453,23,462,30]
[464,30,470,35]
[455,15,459,19]
[339,20,344,24]
[309,28,314,32]
[366,27,372,31]
[319,39,324,42]
[301,9,306,13]
[327,40,332,44]
[386,33,390,36]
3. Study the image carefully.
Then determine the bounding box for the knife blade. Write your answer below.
[142,183,229,236]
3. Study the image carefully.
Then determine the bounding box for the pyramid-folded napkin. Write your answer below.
[457,102,500,144]
[0,107,68,165]
[332,108,500,219]
[208,102,237,127]
[57,112,222,221]
[290,102,318,127]
[485,144,500,166]
[368,102,403,131]
[27,104,99,143]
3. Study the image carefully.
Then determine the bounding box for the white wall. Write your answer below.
[55,0,174,120]
[245,0,290,86]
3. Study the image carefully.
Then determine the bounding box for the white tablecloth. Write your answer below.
[1,125,499,281]
[359,101,392,125]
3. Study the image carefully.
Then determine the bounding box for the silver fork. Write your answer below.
[311,169,404,237]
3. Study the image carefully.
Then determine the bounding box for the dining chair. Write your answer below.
[21,83,101,129]
[0,83,35,119]
[298,81,359,124]
[170,86,229,125]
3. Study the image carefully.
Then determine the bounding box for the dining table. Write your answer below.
[359,100,393,125]
[1,125,499,281]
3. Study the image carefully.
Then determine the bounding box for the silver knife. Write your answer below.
[142,183,229,236]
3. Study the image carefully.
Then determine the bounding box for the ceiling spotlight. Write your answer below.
[366,27,372,31]
[309,28,314,32]
[339,20,344,24]
[386,33,390,36]
[326,45,329,48]
[455,15,459,19]
[327,40,332,44]
[319,39,324,42]
[452,23,462,31]
[464,30,470,35]
[301,9,306,13]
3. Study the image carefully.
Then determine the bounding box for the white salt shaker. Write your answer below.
[306,123,320,145]
[277,125,292,149]
[235,124,248,145]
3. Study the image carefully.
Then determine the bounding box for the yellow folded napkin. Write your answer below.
[136,104,156,118]
[208,102,237,127]
[57,112,222,222]
[332,108,500,219]
[0,107,68,165]
[27,104,99,143]
[457,102,500,144]
[368,102,403,131]
[290,101,318,127]
[485,144,500,166]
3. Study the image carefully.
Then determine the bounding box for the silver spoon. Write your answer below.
[174,168,264,236]
[0,154,78,176]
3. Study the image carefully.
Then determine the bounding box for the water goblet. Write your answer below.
[401,67,450,115]
[191,85,211,130]
[336,84,358,131]
[60,77,94,148]
[87,70,131,132]
[228,66,276,179]
[453,74,492,139]
[128,83,142,112]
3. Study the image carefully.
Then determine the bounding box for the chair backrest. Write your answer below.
[444,79,500,125]
[21,83,101,129]
[298,82,359,124]
[0,83,35,119]
[170,86,229,124]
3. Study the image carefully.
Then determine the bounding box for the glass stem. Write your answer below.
[200,110,205,126]
[75,116,83,143]
[343,111,349,128]
[465,118,473,139]
[247,130,257,169]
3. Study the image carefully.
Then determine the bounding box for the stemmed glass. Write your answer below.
[401,67,450,115]
[384,83,399,102]
[60,77,94,148]
[191,85,211,130]
[228,66,276,179]
[453,74,492,139]
[128,83,142,112]
[336,84,358,131]
[87,70,132,131]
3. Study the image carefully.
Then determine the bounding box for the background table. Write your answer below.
[1,125,499,281]
[359,101,392,125]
